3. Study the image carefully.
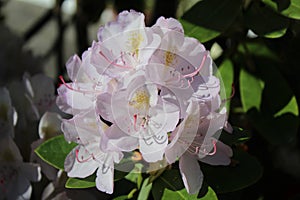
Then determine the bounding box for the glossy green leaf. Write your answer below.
[179,0,241,42]
[180,19,220,43]
[125,163,143,189]
[137,178,152,200]
[262,0,300,20]
[218,59,234,113]
[162,187,218,200]
[264,28,287,38]
[258,63,296,116]
[238,42,279,61]
[152,169,185,200]
[240,69,264,112]
[66,174,96,189]
[202,149,263,193]
[182,0,241,32]
[35,135,77,170]
[65,169,128,189]
[275,96,299,117]
[244,2,289,37]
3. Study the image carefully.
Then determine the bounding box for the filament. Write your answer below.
[183,52,208,78]
[99,51,132,69]
[59,76,101,94]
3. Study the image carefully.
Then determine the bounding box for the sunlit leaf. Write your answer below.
[35,135,77,170]
[218,59,234,113]
[264,28,287,38]
[237,42,279,61]
[161,187,218,200]
[262,0,300,20]
[179,0,242,42]
[66,174,96,189]
[152,169,185,200]
[202,149,263,193]
[182,0,242,32]
[180,19,220,43]
[65,169,128,189]
[138,178,152,200]
[125,163,143,189]
[240,69,264,112]
[275,96,299,117]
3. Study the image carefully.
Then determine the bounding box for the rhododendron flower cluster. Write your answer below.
[57,10,232,194]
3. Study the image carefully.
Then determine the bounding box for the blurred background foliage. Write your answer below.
[1,0,300,199]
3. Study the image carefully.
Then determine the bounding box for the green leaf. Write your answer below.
[179,0,241,43]
[275,96,299,117]
[202,149,263,193]
[237,42,279,61]
[66,174,96,189]
[262,0,300,20]
[264,28,287,38]
[182,0,242,32]
[113,179,137,199]
[162,187,218,200]
[248,109,299,145]
[125,163,143,189]
[218,59,234,113]
[180,19,220,43]
[219,126,251,146]
[152,169,185,200]
[113,195,129,200]
[244,2,289,37]
[240,69,264,112]
[137,178,153,200]
[65,169,128,189]
[35,135,77,170]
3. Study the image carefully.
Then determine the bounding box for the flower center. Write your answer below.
[128,31,144,57]
[129,90,150,110]
[165,51,176,66]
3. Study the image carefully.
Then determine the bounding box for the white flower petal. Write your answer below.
[96,163,114,194]
[199,141,232,166]
[179,153,203,194]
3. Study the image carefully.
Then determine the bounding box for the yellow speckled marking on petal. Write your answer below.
[127,31,144,57]
[164,50,176,67]
[129,89,150,110]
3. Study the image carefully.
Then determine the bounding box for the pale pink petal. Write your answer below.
[66,54,82,82]
[96,163,114,194]
[199,141,232,166]
[97,10,145,42]
[153,17,184,34]
[139,132,168,162]
[101,124,139,152]
[67,146,99,178]
[179,153,203,194]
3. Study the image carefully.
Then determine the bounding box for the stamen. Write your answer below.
[75,149,93,163]
[199,140,217,156]
[99,51,132,69]
[133,114,138,131]
[221,83,235,103]
[183,52,208,78]
[59,76,101,94]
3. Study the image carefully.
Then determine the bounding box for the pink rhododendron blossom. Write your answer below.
[57,9,232,194]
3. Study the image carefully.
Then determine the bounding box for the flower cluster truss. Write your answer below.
[57,10,233,194]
